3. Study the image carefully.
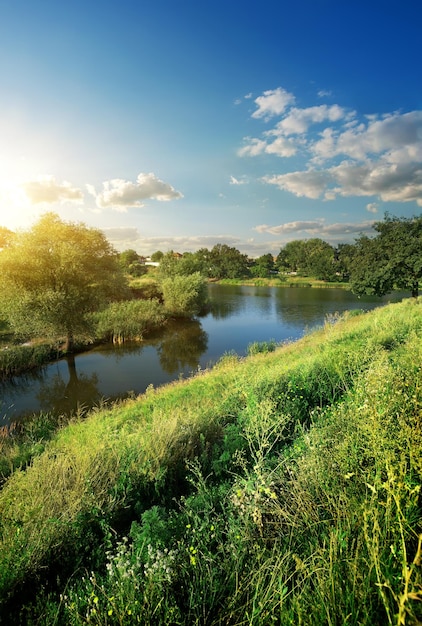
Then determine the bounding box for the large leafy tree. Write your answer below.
[0,226,14,248]
[302,238,336,281]
[0,213,128,350]
[349,213,422,298]
[276,240,307,273]
[208,244,249,279]
[251,253,275,277]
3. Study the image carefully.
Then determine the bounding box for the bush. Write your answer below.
[161,273,207,317]
[247,339,278,356]
[94,299,166,343]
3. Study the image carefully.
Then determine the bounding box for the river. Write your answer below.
[0,285,407,425]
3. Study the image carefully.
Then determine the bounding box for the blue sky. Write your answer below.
[0,0,421,256]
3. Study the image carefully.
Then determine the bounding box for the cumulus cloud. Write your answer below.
[239,86,422,207]
[22,175,84,204]
[366,203,378,213]
[238,136,297,158]
[103,231,246,255]
[238,138,267,157]
[88,172,183,210]
[229,175,247,185]
[263,170,333,199]
[270,104,347,136]
[254,220,325,234]
[251,87,295,120]
[101,227,141,244]
[254,219,375,239]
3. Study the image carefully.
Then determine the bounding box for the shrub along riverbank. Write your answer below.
[0,274,207,379]
[0,299,421,624]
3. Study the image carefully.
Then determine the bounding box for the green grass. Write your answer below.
[0,299,421,624]
[217,276,350,288]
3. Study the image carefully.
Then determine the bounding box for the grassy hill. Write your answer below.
[0,298,421,624]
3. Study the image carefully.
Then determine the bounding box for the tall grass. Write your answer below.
[93,299,166,343]
[0,343,59,379]
[0,298,420,624]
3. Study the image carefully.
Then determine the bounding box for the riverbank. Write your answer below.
[0,298,421,624]
[216,276,350,288]
[0,279,348,381]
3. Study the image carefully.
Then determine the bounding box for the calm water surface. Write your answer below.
[0,285,406,425]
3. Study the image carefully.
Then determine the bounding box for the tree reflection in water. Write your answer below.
[37,354,101,416]
[155,318,208,374]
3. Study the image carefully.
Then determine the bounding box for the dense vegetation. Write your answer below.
[128,213,422,299]
[0,214,208,376]
[0,298,420,624]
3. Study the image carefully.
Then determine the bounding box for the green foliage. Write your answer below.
[118,248,140,270]
[349,213,422,298]
[250,253,275,278]
[247,338,278,355]
[0,298,421,624]
[0,213,128,351]
[119,249,148,277]
[0,343,58,379]
[150,250,164,262]
[93,299,166,343]
[0,226,14,248]
[161,272,208,316]
[208,243,250,279]
[277,238,337,280]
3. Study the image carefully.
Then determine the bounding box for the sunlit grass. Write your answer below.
[0,298,421,624]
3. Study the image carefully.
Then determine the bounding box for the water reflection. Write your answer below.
[36,355,101,415]
[156,319,208,373]
[0,285,408,425]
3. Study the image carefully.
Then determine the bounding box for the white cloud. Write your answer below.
[366,203,378,213]
[318,89,332,98]
[101,227,141,244]
[254,220,324,234]
[251,87,295,120]
[330,160,422,205]
[229,175,247,185]
[265,137,298,157]
[22,175,84,205]
[271,104,347,136]
[263,170,333,199]
[88,172,183,210]
[103,231,246,255]
[254,219,375,240]
[311,111,422,162]
[237,138,267,157]
[240,86,422,207]
[238,136,298,158]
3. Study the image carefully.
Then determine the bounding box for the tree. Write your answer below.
[119,249,147,277]
[349,213,422,298]
[119,249,140,266]
[0,213,128,351]
[0,227,14,248]
[302,238,336,281]
[161,273,208,317]
[208,244,249,279]
[251,253,275,277]
[276,240,307,273]
[151,250,164,262]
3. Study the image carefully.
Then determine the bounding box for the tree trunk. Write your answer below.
[411,281,419,298]
[63,332,74,353]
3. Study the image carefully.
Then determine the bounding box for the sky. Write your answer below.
[0,0,421,257]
